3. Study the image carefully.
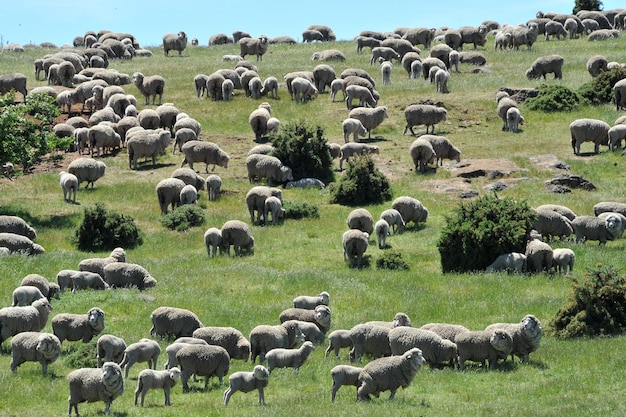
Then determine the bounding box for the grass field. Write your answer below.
[1,28,626,417]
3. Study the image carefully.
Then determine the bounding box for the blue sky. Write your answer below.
[3,1,624,47]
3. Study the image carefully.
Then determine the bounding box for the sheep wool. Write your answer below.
[330,365,363,402]
[52,307,105,344]
[223,365,270,405]
[455,329,513,370]
[325,329,353,359]
[0,298,53,344]
[134,367,180,407]
[10,331,61,375]
[485,314,542,363]
[97,334,127,367]
[176,344,230,391]
[192,326,251,360]
[266,341,315,373]
[0,215,37,240]
[249,320,305,363]
[120,338,161,379]
[388,327,458,367]
[67,362,124,417]
[150,306,203,339]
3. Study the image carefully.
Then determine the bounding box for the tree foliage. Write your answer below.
[573,0,603,14]
[525,84,580,112]
[329,154,393,206]
[578,67,626,106]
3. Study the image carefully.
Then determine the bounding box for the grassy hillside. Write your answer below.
[1,30,626,417]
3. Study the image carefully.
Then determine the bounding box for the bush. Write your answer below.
[270,119,335,185]
[329,154,393,206]
[550,265,626,339]
[376,251,410,270]
[160,205,206,231]
[525,84,580,112]
[437,195,535,273]
[283,200,320,220]
[578,67,626,106]
[74,203,143,251]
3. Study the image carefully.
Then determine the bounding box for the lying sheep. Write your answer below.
[177,344,230,391]
[150,306,203,339]
[279,305,332,334]
[266,341,315,373]
[223,365,270,405]
[348,106,388,140]
[485,314,543,363]
[571,214,622,245]
[0,215,36,240]
[20,274,59,301]
[485,252,527,273]
[97,334,127,367]
[134,367,181,406]
[525,54,564,80]
[52,306,105,344]
[246,154,293,185]
[552,248,575,274]
[388,327,458,368]
[403,104,447,135]
[331,364,362,402]
[249,320,305,363]
[349,323,391,363]
[357,347,425,401]
[455,329,514,370]
[342,118,368,143]
[293,291,330,309]
[570,118,611,155]
[339,143,380,171]
[0,298,52,344]
[419,323,470,342]
[77,247,126,279]
[221,220,255,256]
[12,285,45,306]
[192,326,251,360]
[0,233,45,256]
[392,196,429,227]
[409,137,437,173]
[103,262,157,290]
[67,157,106,189]
[10,331,61,375]
[311,49,345,62]
[343,229,369,268]
[133,72,165,105]
[67,362,124,417]
[59,171,78,203]
[593,201,626,217]
[285,178,325,189]
[325,329,353,359]
[120,338,161,378]
[380,209,406,234]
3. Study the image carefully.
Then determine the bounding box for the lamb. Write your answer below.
[325,329,353,359]
[434,68,450,94]
[150,306,203,339]
[0,298,52,344]
[67,362,124,417]
[249,320,305,363]
[506,107,524,133]
[330,79,346,102]
[132,72,165,105]
[0,233,44,256]
[97,334,127,366]
[126,128,172,169]
[10,331,61,375]
[52,307,105,344]
[261,76,279,99]
[345,85,377,110]
[356,347,425,401]
[285,178,325,189]
[293,291,330,309]
[349,323,392,363]
[12,285,45,306]
[179,184,198,205]
[379,208,405,234]
[246,153,293,185]
[544,20,568,40]
[485,252,527,273]
[223,365,270,405]
[291,77,318,102]
[532,208,573,241]
[409,138,436,173]
[266,341,315,373]
[374,219,390,249]
[339,143,380,171]
[496,96,518,131]
[571,214,622,245]
[134,367,181,406]
[67,157,106,189]
[369,47,401,65]
[0,215,36,240]
[264,195,284,225]
[177,344,230,391]
[162,31,187,56]
[455,329,514,370]
[388,327,458,368]
[221,220,255,256]
[104,262,156,291]
[222,78,234,101]
[420,57,446,80]
[403,104,447,135]
[330,365,363,402]
[608,125,626,150]
[342,118,368,143]
[343,229,369,268]
[279,305,332,334]
[267,117,280,134]
[78,247,126,279]
[594,202,626,217]
[485,314,543,363]
[119,338,161,378]
[172,128,197,154]
[525,238,553,273]
[192,326,251,360]
[525,55,564,80]
[348,106,388,139]
[59,171,78,203]
[204,227,222,257]
[20,274,59,300]
[311,49,346,62]
[0,73,28,98]
[552,248,575,274]
[419,323,470,342]
[570,118,611,155]
[381,60,392,85]
[239,35,269,61]
[246,185,283,224]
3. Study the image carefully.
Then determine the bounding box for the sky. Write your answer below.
[2,0,624,47]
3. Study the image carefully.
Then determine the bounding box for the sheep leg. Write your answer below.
[164,386,171,406]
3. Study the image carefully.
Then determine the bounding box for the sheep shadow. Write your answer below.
[132,162,176,171]
[358,136,387,143]
[0,206,76,230]
[402,222,427,233]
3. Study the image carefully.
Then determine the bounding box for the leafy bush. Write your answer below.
[329,154,393,206]
[578,67,626,106]
[160,205,206,231]
[64,340,98,368]
[283,200,320,219]
[525,84,580,112]
[550,265,626,339]
[437,195,535,273]
[270,119,335,186]
[74,203,143,251]
[376,251,410,270]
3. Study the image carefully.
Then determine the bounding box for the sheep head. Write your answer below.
[489,330,513,356]
[101,362,124,398]
[392,312,412,328]
[87,307,105,333]
[168,367,181,381]
[253,365,269,381]
[36,333,61,360]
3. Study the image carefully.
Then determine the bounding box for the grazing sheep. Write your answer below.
[409,138,436,173]
[12,285,45,306]
[0,233,44,256]
[570,118,611,155]
[293,291,330,309]
[192,326,251,360]
[164,339,208,370]
[613,79,626,111]
[544,20,568,40]
[263,195,284,225]
[525,55,564,80]
[223,365,270,405]
[150,306,203,340]
[119,338,161,379]
[325,329,353,359]
[52,307,105,344]
[174,116,202,136]
[0,73,28,98]
[265,117,279,134]
[608,125,626,150]
[155,177,185,214]
[204,227,222,257]
[419,323,470,342]
[279,305,332,334]
[349,323,392,363]
[343,229,369,268]
[485,252,527,273]
[552,248,575,274]
[348,106,388,140]
[586,55,608,77]
[248,106,271,141]
[67,157,106,189]
[133,72,165,105]
[594,202,626,217]
[266,341,315,374]
[380,60,392,85]
[206,174,222,201]
[176,344,230,391]
[249,320,305,363]
[572,214,622,245]
[345,85,377,110]
[330,365,362,402]
[455,329,514,370]
[127,128,172,169]
[134,367,180,407]
[357,347,425,401]
[88,124,121,157]
[239,35,269,61]
[67,362,124,417]
[388,327,457,368]
[261,76,279,99]
[291,320,325,344]
[311,49,347,62]
[422,134,461,166]
[20,274,59,300]
[246,186,283,224]
[193,74,209,97]
[485,314,542,363]
[374,219,390,249]
[171,167,205,191]
[380,209,405,234]
[403,104,447,135]
[330,78,346,102]
[312,64,336,94]
[77,248,126,279]
[496,96,518,131]
[401,51,421,76]
[339,143,380,171]
[103,262,157,290]
[525,238,553,273]
[206,72,226,101]
[434,68,450,93]
[342,118,368,143]
[370,47,401,65]
[302,29,324,42]
[532,208,573,241]
[392,196,428,227]
[285,178,325,189]
[0,215,36,240]
[291,77,318,102]
[511,22,539,50]
[346,208,375,235]
[97,334,127,367]
[10,331,61,375]
[0,299,52,344]
[221,220,255,256]
[163,31,187,56]
[246,154,293,185]
[179,184,198,205]
[506,107,525,133]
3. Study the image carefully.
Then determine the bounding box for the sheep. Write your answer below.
[403,27,435,48]
[174,116,202,136]
[388,327,457,368]
[403,104,447,135]
[365,312,413,329]
[0,233,44,256]
[249,320,305,363]
[455,329,514,370]
[422,134,461,166]
[328,142,342,160]
[0,73,28,98]
[285,178,325,189]
[205,174,222,201]
[263,195,284,225]
[343,229,369,268]
[126,128,171,169]
[221,220,255,256]
[586,55,608,78]
[544,20,568,40]
[409,137,436,174]
[179,140,229,174]
[155,104,179,133]
[10,331,61,375]
[401,51,421,77]
[0,215,36,240]
[613,78,626,111]
[339,143,380,171]
[88,124,121,157]
[246,153,293,185]
[248,106,271,141]
[570,118,611,155]
[0,299,52,344]
[246,185,283,224]
[284,71,314,96]
[52,307,105,344]
[511,22,539,51]
[293,291,330,309]
[525,55,564,80]
[552,248,575,274]
[150,306,203,340]
[357,347,425,401]
[163,31,187,56]
[506,107,525,133]
[525,238,553,273]
[587,28,619,41]
[379,209,405,234]
[67,362,124,417]
[330,365,362,402]
[67,157,106,189]
[239,35,269,61]
[223,365,270,405]
[434,68,450,94]
[97,334,127,367]
[370,47,401,65]
[485,252,527,273]
[265,341,315,374]
[374,219,390,249]
[572,214,622,245]
[179,184,198,206]
[494,30,513,50]
[176,344,230,391]
[330,79,346,102]
[347,208,375,235]
[348,106,388,140]
[582,18,601,34]
[288,320,324,344]
[312,64,336,93]
[325,329,353,359]
[172,127,197,154]
[392,196,428,227]
[307,24,336,41]
[20,274,59,301]
[349,323,391,363]
[485,314,543,363]
[302,29,324,42]
[132,72,165,105]
[12,285,45,306]
[419,323,470,342]
[311,49,347,62]
[421,57,446,81]
[192,326,251,360]
[380,60,392,85]
[345,85,377,110]
[134,367,180,407]
[163,339,208,370]
[78,248,126,279]
[119,338,161,378]
[532,208,573,241]
[155,177,185,214]
[260,76,279,99]
[171,167,205,191]
[291,77,318,102]
[103,262,157,290]
[608,125,626,151]
[279,304,332,334]
[536,204,577,221]
[594,202,626,217]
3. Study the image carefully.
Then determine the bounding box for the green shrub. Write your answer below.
[63,340,98,368]
[578,67,626,106]
[160,205,206,231]
[550,265,626,339]
[329,154,393,206]
[283,200,320,219]
[525,84,580,112]
[270,119,335,186]
[437,195,535,273]
[74,203,143,251]
[376,250,410,270]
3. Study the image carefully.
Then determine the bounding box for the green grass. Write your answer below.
[1,33,626,417]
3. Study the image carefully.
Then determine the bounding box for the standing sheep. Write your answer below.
[392,196,428,227]
[0,233,44,256]
[552,248,575,274]
[150,306,203,339]
[177,344,231,391]
[52,307,105,344]
[246,185,283,224]
[525,238,553,273]
[525,55,564,80]
[239,35,269,61]
[67,157,106,189]
[134,367,181,407]
[312,64,336,93]
[205,174,222,201]
[264,195,284,225]
[485,314,543,363]
[12,285,45,306]
[348,106,388,140]
[126,128,172,169]
[156,177,186,214]
[0,298,53,344]
[192,326,251,360]
[265,341,315,374]
[59,171,78,203]
[179,184,198,206]
[349,323,392,363]
[388,327,458,368]
[223,365,270,405]
[0,73,28,98]
[419,323,470,341]
[343,229,370,268]
[434,68,450,94]
[97,334,127,367]
[422,134,461,166]
[221,220,255,256]
[342,118,368,143]
[380,209,406,234]
[330,365,363,402]
[345,85,377,110]
[572,214,622,245]
[279,305,332,334]
[248,105,271,141]
[67,362,124,417]
[374,219,390,249]
[608,125,626,150]
[180,140,230,173]
[261,76,279,99]
[163,31,187,56]
[506,107,525,133]
[409,138,437,173]
[103,262,157,290]
[613,79,626,111]
[246,154,293,185]
[570,118,611,155]
[10,331,61,375]
[339,143,380,171]
[204,227,222,257]
[347,208,375,235]
[325,329,353,359]
[133,72,165,105]
[249,320,305,363]
[293,291,330,309]
[587,55,608,77]
[119,338,161,379]
[291,77,318,102]
[403,104,447,135]
[455,329,514,370]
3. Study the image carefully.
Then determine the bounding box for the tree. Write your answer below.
[573,0,603,14]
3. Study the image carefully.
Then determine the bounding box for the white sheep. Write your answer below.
[593,201,626,217]
[0,73,28,98]
[265,341,315,374]
[349,323,391,363]
[0,233,44,256]
[409,137,436,173]
[180,140,230,173]
[291,77,318,102]
[572,214,622,245]
[221,220,255,256]
[388,327,458,368]
[526,55,564,80]
[119,338,161,379]
[77,247,126,279]
[455,329,514,370]
[485,252,527,273]
[279,304,332,334]
[525,238,553,273]
[0,215,36,240]
[506,107,525,133]
[608,124,626,150]
[59,171,78,203]
[343,229,369,268]
[434,68,450,94]
[342,118,368,143]
[374,219,390,249]
[380,209,405,234]
[248,106,271,141]
[261,76,279,99]
[570,118,611,155]
[163,31,187,56]
[392,196,429,227]
[192,326,251,360]
[348,106,388,140]
[67,157,106,189]
[347,208,375,235]
[133,72,165,105]
[285,178,325,189]
[67,362,124,417]
[293,291,330,309]
[126,128,172,169]
[179,184,198,205]
[134,367,181,406]
[10,331,61,375]
[264,195,284,225]
[150,306,203,339]
[103,262,157,290]
[403,104,447,135]
[330,365,362,402]
[97,334,127,367]
[325,329,353,359]
[177,344,231,391]
[171,167,205,191]
[552,248,575,274]
[249,320,305,363]
[345,85,377,110]
[156,177,186,214]
[311,49,346,61]
[52,307,105,344]
[239,35,269,61]
[205,174,222,201]
[12,285,45,306]
[381,61,392,85]
[204,227,222,257]
[485,314,542,363]
[0,299,53,344]
[246,154,293,185]
[223,365,270,405]
[419,323,470,341]
[330,79,346,102]
[339,143,380,171]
